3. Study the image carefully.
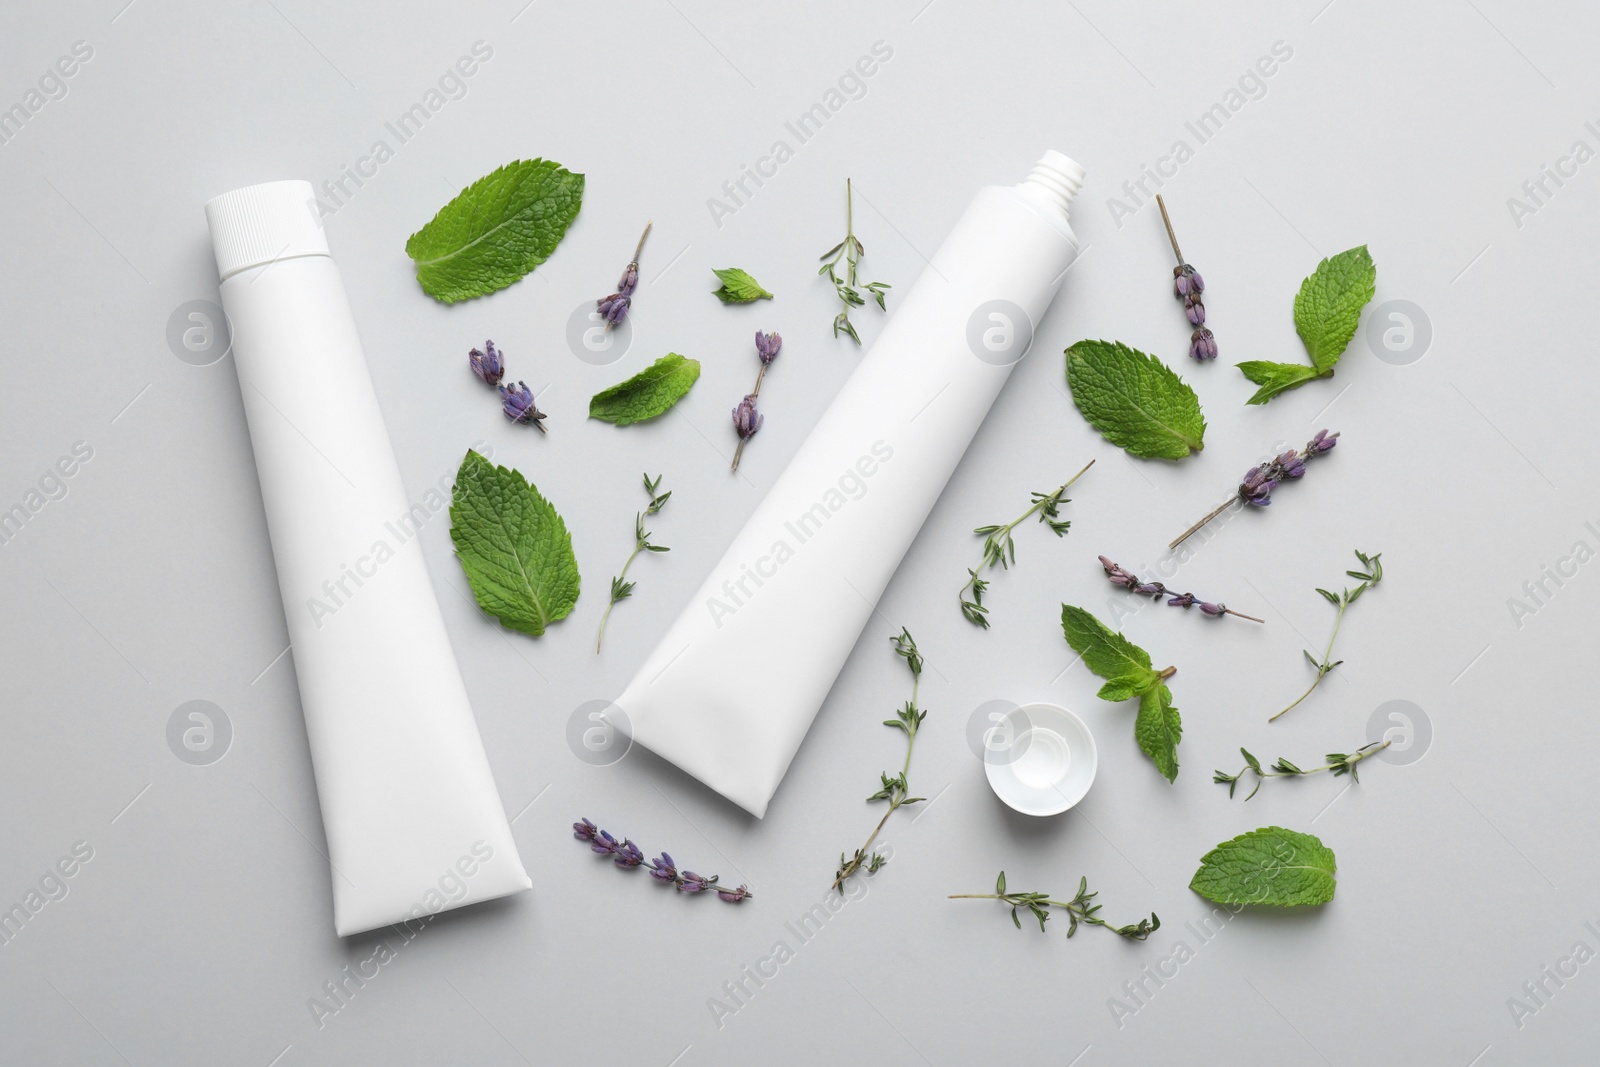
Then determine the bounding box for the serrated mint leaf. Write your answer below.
[711,267,773,303]
[1135,684,1181,782]
[405,159,584,304]
[1237,360,1322,406]
[1235,246,1376,404]
[1097,674,1149,702]
[1065,340,1205,460]
[1189,826,1337,907]
[1061,605,1154,682]
[1297,246,1376,372]
[588,353,701,425]
[449,450,580,637]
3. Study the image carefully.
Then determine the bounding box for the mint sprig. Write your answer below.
[711,267,773,304]
[588,354,702,425]
[449,450,580,637]
[1060,604,1181,781]
[1189,827,1337,907]
[1064,340,1205,460]
[405,159,584,304]
[1238,245,1376,404]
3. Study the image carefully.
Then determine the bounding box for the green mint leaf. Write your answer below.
[1296,245,1376,372]
[711,267,773,303]
[1189,826,1337,907]
[1064,340,1206,460]
[1060,604,1154,683]
[404,159,584,304]
[1236,360,1324,406]
[1136,684,1182,782]
[1096,674,1150,702]
[449,450,580,637]
[588,354,702,425]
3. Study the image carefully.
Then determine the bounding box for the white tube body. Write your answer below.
[618,153,1085,817]
[208,181,528,935]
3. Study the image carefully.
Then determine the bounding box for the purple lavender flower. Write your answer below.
[1132,581,1165,597]
[590,830,620,856]
[732,395,762,440]
[499,381,548,432]
[648,853,677,882]
[717,884,751,904]
[1173,264,1204,297]
[678,871,712,894]
[1276,450,1307,479]
[595,224,651,330]
[1198,601,1226,617]
[755,330,783,364]
[573,817,744,905]
[469,340,504,386]
[573,818,598,842]
[1099,555,1137,587]
[1189,327,1217,361]
[614,840,645,869]
[1239,466,1277,507]
[1309,428,1338,454]
[1184,293,1206,326]
[1167,592,1197,609]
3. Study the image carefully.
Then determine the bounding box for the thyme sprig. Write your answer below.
[818,178,890,345]
[950,871,1159,941]
[1215,740,1392,800]
[1271,549,1384,721]
[833,629,925,888]
[595,473,671,653]
[960,460,1093,627]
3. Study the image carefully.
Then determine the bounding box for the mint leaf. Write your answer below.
[1062,605,1181,781]
[589,353,702,425]
[1189,826,1337,907]
[1297,246,1376,372]
[1135,685,1181,783]
[1234,246,1376,403]
[1064,340,1205,460]
[1237,361,1323,406]
[1096,674,1150,702]
[449,450,580,637]
[1061,604,1154,682]
[405,159,584,304]
[712,267,773,303]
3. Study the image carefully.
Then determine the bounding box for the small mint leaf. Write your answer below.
[589,354,702,425]
[711,267,773,303]
[1060,605,1155,684]
[1296,245,1376,373]
[1189,827,1337,907]
[1236,360,1325,405]
[1097,674,1151,702]
[1136,684,1182,782]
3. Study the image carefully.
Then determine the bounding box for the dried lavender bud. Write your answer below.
[469,340,504,385]
[573,818,598,841]
[498,380,548,432]
[595,223,651,330]
[730,393,763,472]
[678,871,712,894]
[590,829,620,856]
[614,841,645,868]
[1169,430,1341,548]
[1189,327,1217,361]
[648,853,677,882]
[1100,558,1262,623]
[717,884,751,903]
[1184,293,1206,326]
[755,330,783,365]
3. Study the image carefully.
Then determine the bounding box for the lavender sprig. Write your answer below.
[959,460,1094,627]
[1156,195,1214,361]
[596,223,652,329]
[1215,739,1392,800]
[574,818,751,903]
[498,380,548,433]
[833,630,925,889]
[1270,549,1384,722]
[950,872,1159,941]
[731,332,781,472]
[1169,429,1339,549]
[596,473,671,653]
[1097,556,1263,623]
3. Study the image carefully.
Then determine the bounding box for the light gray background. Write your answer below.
[1,0,1594,1064]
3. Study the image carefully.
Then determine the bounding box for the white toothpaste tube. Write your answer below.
[617,152,1087,817]
[205,180,529,935]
